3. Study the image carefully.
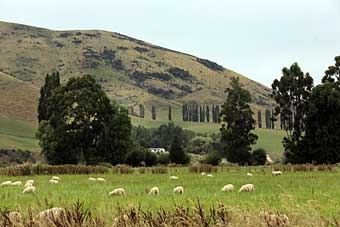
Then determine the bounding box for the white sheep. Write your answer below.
[207,174,214,177]
[24,183,33,188]
[109,188,126,196]
[52,176,60,181]
[173,186,184,194]
[88,177,96,182]
[221,184,234,192]
[96,178,106,182]
[170,176,179,180]
[1,181,12,187]
[272,170,282,176]
[148,187,159,196]
[49,179,59,184]
[239,184,255,192]
[25,180,34,185]
[201,172,206,176]
[10,181,23,186]
[246,173,253,177]
[23,185,36,194]
[38,207,64,220]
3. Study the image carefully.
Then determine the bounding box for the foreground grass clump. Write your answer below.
[0,166,340,226]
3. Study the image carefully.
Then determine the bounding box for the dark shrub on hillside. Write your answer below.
[251,149,267,165]
[0,149,36,167]
[202,151,222,166]
[167,67,195,81]
[196,58,224,71]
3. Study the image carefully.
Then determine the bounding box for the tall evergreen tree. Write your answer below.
[272,63,313,163]
[257,110,262,128]
[38,71,60,122]
[169,135,190,164]
[168,106,172,121]
[139,104,145,118]
[151,105,156,120]
[220,77,258,165]
[206,105,210,122]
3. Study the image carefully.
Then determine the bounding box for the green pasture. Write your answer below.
[0,167,339,221]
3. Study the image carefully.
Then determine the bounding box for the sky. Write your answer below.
[1,0,339,86]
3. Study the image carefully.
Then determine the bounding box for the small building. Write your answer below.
[149,148,167,154]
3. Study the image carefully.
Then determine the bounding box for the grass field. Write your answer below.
[0,167,339,225]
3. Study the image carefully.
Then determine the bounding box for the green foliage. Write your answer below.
[169,135,190,164]
[37,74,132,165]
[185,136,213,154]
[301,56,340,164]
[202,151,221,166]
[0,149,36,167]
[38,71,60,122]
[157,153,170,165]
[271,63,313,163]
[125,144,157,167]
[220,77,258,165]
[251,148,267,165]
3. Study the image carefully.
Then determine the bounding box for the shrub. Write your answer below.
[125,150,145,167]
[251,149,267,166]
[202,151,221,166]
[144,151,157,167]
[112,164,134,174]
[157,153,170,165]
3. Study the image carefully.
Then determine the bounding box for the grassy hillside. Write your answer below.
[0,21,273,124]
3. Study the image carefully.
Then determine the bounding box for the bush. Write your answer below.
[144,151,157,167]
[251,149,267,166]
[0,149,36,166]
[157,153,170,165]
[125,145,158,167]
[186,136,213,154]
[202,151,221,166]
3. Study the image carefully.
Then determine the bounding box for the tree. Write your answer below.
[257,110,262,128]
[168,106,172,121]
[150,122,188,150]
[301,56,340,164]
[38,72,60,122]
[185,136,213,154]
[169,135,190,164]
[219,77,258,165]
[271,63,313,163]
[37,75,131,165]
[251,148,267,165]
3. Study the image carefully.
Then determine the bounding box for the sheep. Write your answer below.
[25,180,34,185]
[201,172,206,176]
[207,174,214,177]
[170,176,179,180]
[246,173,253,177]
[109,188,126,196]
[221,184,234,192]
[148,187,160,196]
[37,207,64,221]
[24,183,33,188]
[1,181,12,187]
[49,179,59,184]
[88,177,96,182]
[23,185,36,194]
[239,184,255,192]
[10,181,23,186]
[272,170,282,176]
[96,178,106,182]
[173,186,184,194]
[52,176,60,181]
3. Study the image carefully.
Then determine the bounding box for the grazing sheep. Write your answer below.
[49,179,59,184]
[52,176,60,181]
[96,178,106,182]
[259,211,289,225]
[25,180,34,185]
[38,207,64,220]
[10,181,23,186]
[272,170,282,176]
[109,188,126,196]
[173,186,184,194]
[88,177,96,182]
[246,173,253,177]
[23,185,36,194]
[24,183,33,188]
[148,187,160,196]
[170,176,179,180]
[207,174,214,177]
[1,181,12,187]
[239,184,255,192]
[221,184,234,192]
[201,172,206,176]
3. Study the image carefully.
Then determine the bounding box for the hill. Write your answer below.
[0,21,273,123]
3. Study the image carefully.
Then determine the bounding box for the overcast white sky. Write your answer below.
[1,0,340,86]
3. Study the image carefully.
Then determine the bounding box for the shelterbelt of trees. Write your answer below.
[35,55,340,166]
